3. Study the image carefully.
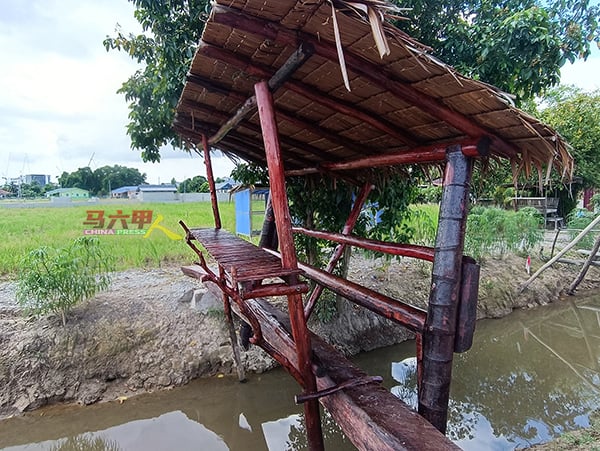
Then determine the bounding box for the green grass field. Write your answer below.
[0,201,237,276]
[0,200,443,278]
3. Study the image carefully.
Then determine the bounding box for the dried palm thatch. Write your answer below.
[173,0,573,185]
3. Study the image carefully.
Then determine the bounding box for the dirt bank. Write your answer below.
[1,252,598,419]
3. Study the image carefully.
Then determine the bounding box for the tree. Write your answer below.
[93,165,147,195]
[104,0,211,163]
[58,165,146,196]
[538,87,600,189]
[17,237,114,326]
[59,167,97,192]
[178,175,208,192]
[393,0,600,103]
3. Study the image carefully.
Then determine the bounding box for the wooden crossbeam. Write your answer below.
[285,139,486,175]
[208,43,314,145]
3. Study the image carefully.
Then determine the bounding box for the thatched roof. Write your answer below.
[174,0,572,182]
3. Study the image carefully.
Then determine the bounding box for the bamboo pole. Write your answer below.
[418,145,474,433]
[519,214,600,293]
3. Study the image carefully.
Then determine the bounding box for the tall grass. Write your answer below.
[0,201,235,276]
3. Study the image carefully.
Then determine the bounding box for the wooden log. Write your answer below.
[285,140,486,175]
[419,145,473,433]
[293,226,435,261]
[236,298,459,450]
[210,5,517,159]
[201,134,222,229]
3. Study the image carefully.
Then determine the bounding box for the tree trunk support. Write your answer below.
[254,80,324,451]
[418,145,474,433]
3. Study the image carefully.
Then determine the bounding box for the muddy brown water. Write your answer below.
[1,294,599,451]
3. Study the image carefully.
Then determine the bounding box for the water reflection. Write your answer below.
[0,372,352,451]
[377,295,600,450]
[1,295,598,450]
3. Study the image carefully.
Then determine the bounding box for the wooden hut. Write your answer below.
[173,1,572,449]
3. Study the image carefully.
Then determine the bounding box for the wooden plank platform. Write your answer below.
[188,228,302,282]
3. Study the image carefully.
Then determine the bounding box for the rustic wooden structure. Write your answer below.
[173,1,572,449]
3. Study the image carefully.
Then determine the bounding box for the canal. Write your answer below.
[1,294,599,450]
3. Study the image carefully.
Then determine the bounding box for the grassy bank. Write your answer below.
[0,201,236,276]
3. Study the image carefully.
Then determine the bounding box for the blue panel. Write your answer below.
[235,189,251,236]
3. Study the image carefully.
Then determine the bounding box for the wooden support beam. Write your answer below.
[208,43,313,145]
[176,106,338,164]
[293,226,435,261]
[210,5,519,158]
[264,248,427,333]
[200,134,222,229]
[286,139,486,175]
[418,145,474,433]
[304,182,373,319]
[224,293,458,450]
[255,80,324,451]
[198,41,419,147]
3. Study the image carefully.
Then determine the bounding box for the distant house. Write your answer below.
[46,187,89,199]
[138,184,177,202]
[215,178,240,192]
[111,186,140,199]
[110,184,177,202]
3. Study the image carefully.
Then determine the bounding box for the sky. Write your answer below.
[1,1,599,186]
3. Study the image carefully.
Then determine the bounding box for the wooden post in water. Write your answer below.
[418,145,473,433]
[254,80,324,451]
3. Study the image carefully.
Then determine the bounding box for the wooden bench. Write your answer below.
[513,197,563,229]
[182,227,307,299]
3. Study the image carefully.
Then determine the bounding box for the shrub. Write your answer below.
[566,209,599,250]
[464,206,543,260]
[17,237,115,326]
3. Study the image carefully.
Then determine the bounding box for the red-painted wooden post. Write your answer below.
[202,134,222,229]
[418,145,474,433]
[254,80,324,451]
